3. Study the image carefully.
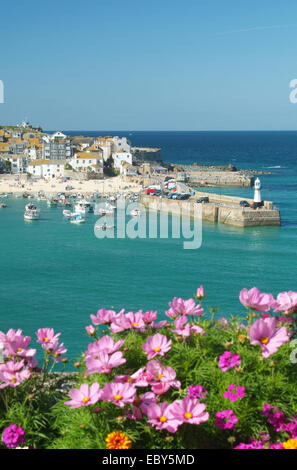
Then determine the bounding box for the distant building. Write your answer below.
[113,150,133,169]
[1,154,28,174]
[112,136,131,153]
[27,159,66,178]
[42,139,72,160]
[70,152,104,175]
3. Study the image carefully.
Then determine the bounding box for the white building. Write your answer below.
[113,150,132,169]
[1,154,28,174]
[50,131,67,141]
[112,136,131,153]
[27,159,66,179]
[69,152,104,174]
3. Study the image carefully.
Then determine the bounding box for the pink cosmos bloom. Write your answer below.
[170,315,191,341]
[169,398,209,426]
[48,340,67,362]
[64,383,102,409]
[239,287,274,312]
[196,285,205,300]
[249,317,290,358]
[149,320,168,329]
[142,333,172,360]
[2,424,26,448]
[0,368,31,389]
[146,360,181,394]
[145,402,180,433]
[110,311,146,333]
[215,409,238,430]
[142,311,158,324]
[85,325,96,336]
[102,382,137,407]
[272,291,297,315]
[114,367,152,387]
[166,297,204,319]
[90,308,117,325]
[218,351,241,372]
[0,359,25,374]
[1,329,36,361]
[36,328,61,350]
[85,351,126,375]
[191,325,206,336]
[138,391,158,414]
[85,335,125,359]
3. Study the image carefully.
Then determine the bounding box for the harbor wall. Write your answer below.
[140,195,281,227]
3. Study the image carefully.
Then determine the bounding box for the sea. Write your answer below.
[1,131,297,366]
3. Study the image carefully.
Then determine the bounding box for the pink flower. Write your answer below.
[0,369,31,389]
[90,308,117,325]
[1,329,36,361]
[196,285,205,300]
[272,291,297,315]
[239,287,274,312]
[2,424,26,448]
[169,398,209,426]
[102,382,137,407]
[85,335,124,359]
[170,316,191,341]
[36,328,61,350]
[142,311,158,324]
[138,391,158,414]
[64,383,102,409]
[249,317,290,358]
[187,385,208,400]
[215,409,238,430]
[166,297,204,319]
[145,402,180,433]
[110,311,146,333]
[114,367,152,387]
[218,351,241,372]
[85,325,96,336]
[85,351,126,375]
[146,360,181,394]
[223,384,245,402]
[191,325,206,336]
[142,334,172,360]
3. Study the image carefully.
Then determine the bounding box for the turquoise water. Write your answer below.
[1,131,297,365]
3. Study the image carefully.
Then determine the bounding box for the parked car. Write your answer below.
[177,193,191,200]
[239,200,250,207]
[196,196,209,203]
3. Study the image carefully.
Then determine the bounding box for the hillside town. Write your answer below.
[0,120,166,180]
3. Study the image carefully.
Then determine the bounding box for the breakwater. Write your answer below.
[140,193,281,227]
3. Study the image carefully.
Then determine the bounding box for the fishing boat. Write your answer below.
[1,203,7,208]
[70,213,85,224]
[47,198,58,207]
[63,209,73,218]
[24,204,40,220]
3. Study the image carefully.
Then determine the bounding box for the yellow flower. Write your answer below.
[105,431,132,449]
[283,438,297,449]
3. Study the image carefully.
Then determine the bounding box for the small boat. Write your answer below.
[24,209,40,220]
[63,210,73,218]
[47,198,58,207]
[1,203,7,208]
[70,214,85,224]
[25,203,37,211]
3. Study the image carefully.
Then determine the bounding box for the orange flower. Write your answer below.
[105,431,132,449]
[283,438,297,449]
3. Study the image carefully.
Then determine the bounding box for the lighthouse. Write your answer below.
[253,177,262,207]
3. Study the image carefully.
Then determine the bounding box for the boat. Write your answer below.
[47,198,58,207]
[1,203,7,208]
[24,207,40,220]
[63,209,73,218]
[70,214,85,224]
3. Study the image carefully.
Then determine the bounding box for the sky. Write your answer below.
[1,0,297,131]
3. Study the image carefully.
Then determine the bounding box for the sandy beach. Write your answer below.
[0,175,143,197]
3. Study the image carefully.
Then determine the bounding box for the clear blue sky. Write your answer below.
[1,0,297,130]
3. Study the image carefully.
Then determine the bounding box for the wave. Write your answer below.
[266,165,283,169]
